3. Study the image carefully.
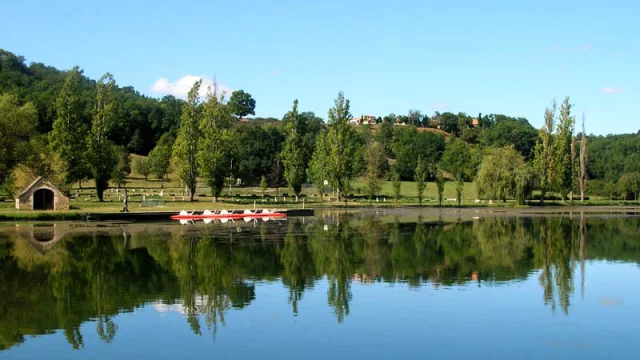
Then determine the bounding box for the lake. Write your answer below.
[1,211,639,359]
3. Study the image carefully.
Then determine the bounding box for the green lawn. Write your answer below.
[1,167,637,218]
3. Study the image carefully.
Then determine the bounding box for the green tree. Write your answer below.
[111,145,131,188]
[392,127,445,180]
[375,121,394,157]
[197,85,234,201]
[134,157,151,181]
[87,73,118,201]
[440,139,474,181]
[309,132,330,198]
[260,175,268,198]
[618,172,640,201]
[172,80,202,201]
[282,100,307,196]
[435,168,445,206]
[233,125,285,186]
[455,175,464,206]
[555,97,575,201]
[415,156,428,206]
[478,115,538,159]
[228,90,256,119]
[148,138,172,188]
[325,92,358,201]
[391,167,402,205]
[534,100,558,203]
[0,94,37,194]
[476,147,527,203]
[364,140,385,200]
[50,66,90,187]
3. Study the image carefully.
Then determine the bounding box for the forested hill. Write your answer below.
[0,49,182,155]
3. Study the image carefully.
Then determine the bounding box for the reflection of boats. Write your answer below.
[171,209,287,222]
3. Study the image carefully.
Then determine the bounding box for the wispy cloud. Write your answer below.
[150,75,233,99]
[600,87,623,94]
[548,44,592,52]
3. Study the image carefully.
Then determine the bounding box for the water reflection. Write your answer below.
[0,215,639,351]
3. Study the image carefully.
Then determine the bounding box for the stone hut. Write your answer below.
[15,177,69,211]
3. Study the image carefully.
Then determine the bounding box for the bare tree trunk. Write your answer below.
[580,114,588,203]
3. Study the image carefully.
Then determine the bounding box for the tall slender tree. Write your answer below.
[415,156,428,206]
[172,80,202,201]
[533,99,557,203]
[148,135,173,188]
[579,114,588,202]
[435,168,445,207]
[325,92,358,201]
[50,66,89,187]
[197,84,233,201]
[87,73,118,201]
[364,140,385,200]
[391,167,402,205]
[309,132,330,199]
[555,97,575,201]
[282,100,307,196]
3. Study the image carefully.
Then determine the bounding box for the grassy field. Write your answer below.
[0,157,637,219]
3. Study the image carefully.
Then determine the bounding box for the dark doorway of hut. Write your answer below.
[33,189,54,210]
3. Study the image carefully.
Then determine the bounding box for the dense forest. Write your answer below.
[1,48,639,201]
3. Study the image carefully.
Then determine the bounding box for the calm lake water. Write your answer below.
[1,212,639,359]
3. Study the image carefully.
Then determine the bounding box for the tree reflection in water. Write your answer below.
[0,215,638,350]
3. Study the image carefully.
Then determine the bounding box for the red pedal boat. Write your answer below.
[170,209,287,220]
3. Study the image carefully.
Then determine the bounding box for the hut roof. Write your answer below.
[18,176,63,197]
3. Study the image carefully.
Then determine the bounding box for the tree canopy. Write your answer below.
[228,90,256,119]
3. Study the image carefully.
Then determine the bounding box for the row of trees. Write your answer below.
[2,48,639,202]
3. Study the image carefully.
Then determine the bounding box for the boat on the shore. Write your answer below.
[170,209,287,221]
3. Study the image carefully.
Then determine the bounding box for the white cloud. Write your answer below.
[150,75,233,99]
[600,87,623,94]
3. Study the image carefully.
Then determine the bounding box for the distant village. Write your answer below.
[348,114,480,129]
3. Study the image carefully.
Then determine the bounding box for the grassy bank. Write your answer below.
[2,170,637,221]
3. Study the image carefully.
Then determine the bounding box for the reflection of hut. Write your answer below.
[15,224,68,254]
[15,176,69,210]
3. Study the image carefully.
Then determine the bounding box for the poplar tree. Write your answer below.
[325,92,358,201]
[88,73,118,201]
[534,99,557,203]
[282,100,307,196]
[364,140,385,200]
[435,169,445,207]
[391,167,402,205]
[555,97,575,201]
[172,80,202,201]
[415,156,428,206]
[50,66,89,186]
[309,132,330,198]
[197,84,233,201]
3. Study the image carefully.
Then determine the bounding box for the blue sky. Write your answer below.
[2,0,638,134]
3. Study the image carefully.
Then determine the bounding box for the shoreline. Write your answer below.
[0,204,638,222]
